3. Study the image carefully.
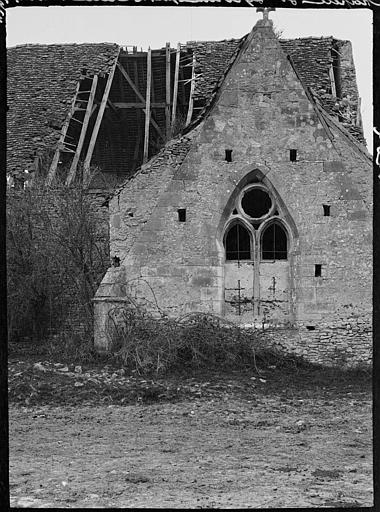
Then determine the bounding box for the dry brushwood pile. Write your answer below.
[105,308,296,375]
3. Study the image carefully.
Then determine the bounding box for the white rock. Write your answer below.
[33,363,47,372]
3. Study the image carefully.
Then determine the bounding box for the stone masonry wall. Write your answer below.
[95,19,372,367]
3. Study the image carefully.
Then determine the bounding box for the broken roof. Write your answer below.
[7,33,366,183]
[183,36,364,143]
[7,43,119,177]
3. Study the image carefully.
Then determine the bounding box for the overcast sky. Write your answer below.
[5,6,373,153]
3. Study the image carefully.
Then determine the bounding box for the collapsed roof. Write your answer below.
[7,33,366,187]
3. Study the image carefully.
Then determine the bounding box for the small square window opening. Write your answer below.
[112,255,120,267]
[225,149,233,162]
[178,208,186,222]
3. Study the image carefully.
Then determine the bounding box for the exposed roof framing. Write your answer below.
[7,34,366,188]
[116,60,165,141]
[143,48,152,164]
[7,43,120,182]
[82,47,121,185]
[66,74,99,185]
[45,80,81,186]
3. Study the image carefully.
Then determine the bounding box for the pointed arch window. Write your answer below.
[225,223,251,260]
[261,223,288,260]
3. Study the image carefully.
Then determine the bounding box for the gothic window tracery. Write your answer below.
[225,223,251,260]
[223,183,289,261]
[261,222,288,260]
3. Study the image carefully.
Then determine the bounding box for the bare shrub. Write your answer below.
[7,168,109,345]
[105,303,283,375]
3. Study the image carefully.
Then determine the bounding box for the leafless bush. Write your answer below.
[7,168,109,345]
[105,303,283,375]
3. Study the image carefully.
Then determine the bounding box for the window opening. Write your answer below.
[290,149,297,162]
[323,205,330,216]
[178,208,186,222]
[241,188,272,218]
[232,208,238,215]
[315,264,322,277]
[225,149,233,162]
[306,325,316,331]
[262,223,287,260]
[225,223,251,260]
[112,255,120,267]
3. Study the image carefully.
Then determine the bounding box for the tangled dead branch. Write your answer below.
[105,301,285,375]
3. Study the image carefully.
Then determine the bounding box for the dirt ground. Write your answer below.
[9,358,373,508]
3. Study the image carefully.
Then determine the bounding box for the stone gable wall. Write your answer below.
[95,20,372,367]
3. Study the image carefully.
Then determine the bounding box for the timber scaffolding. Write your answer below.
[46,44,197,187]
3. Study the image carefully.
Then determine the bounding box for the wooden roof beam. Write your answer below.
[171,43,181,137]
[116,60,165,141]
[66,75,99,186]
[185,54,196,127]
[113,102,166,108]
[143,48,152,164]
[45,81,81,186]
[106,98,121,116]
[82,48,121,186]
[165,42,171,139]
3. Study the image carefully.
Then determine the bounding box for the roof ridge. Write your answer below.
[280,36,334,42]
[7,42,119,50]
[185,37,244,43]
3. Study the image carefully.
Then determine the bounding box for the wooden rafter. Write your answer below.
[82,48,120,185]
[356,97,362,127]
[178,63,186,108]
[171,43,181,137]
[165,42,171,139]
[45,81,81,186]
[106,98,120,116]
[66,75,98,186]
[116,61,143,102]
[113,102,166,108]
[185,54,196,127]
[143,48,152,164]
[329,64,337,97]
[116,60,165,141]
[132,59,142,172]
[90,104,98,117]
